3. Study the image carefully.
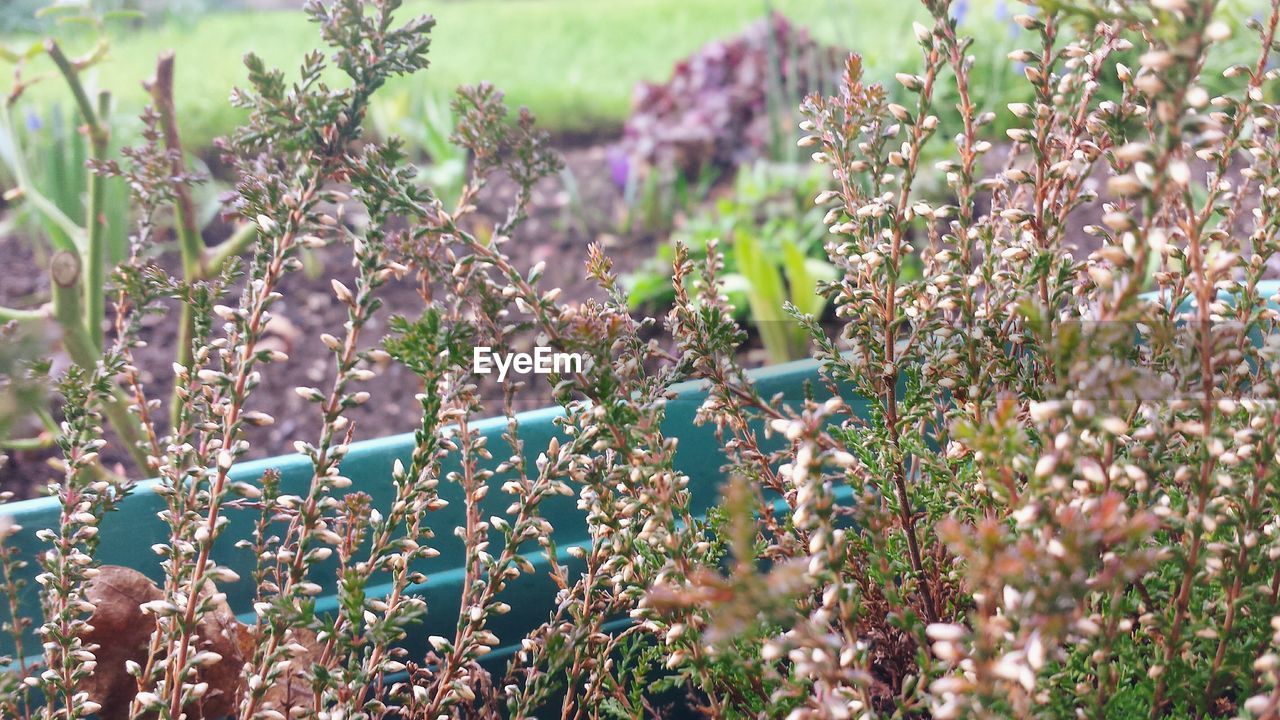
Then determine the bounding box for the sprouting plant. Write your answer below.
[0,4,257,472]
[732,231,834,364]
[627,160,840,362]
[627,161,826,309]
[369,86,468,208]
[619,161,720,235]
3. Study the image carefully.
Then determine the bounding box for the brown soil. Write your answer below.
[0,137,661,499]
[7,136,1177,501]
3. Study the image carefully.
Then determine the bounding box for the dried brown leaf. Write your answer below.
[77,565,163,720]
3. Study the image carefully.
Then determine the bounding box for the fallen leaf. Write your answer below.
[259,626,323,713]
[187,580,249,718]
[77,566,252,719]
[78,566,163,720]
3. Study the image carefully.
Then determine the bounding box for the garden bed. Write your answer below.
[0,136,664,497]
[5,133,1268,499]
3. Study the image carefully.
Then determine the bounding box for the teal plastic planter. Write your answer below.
[0,357,833,672]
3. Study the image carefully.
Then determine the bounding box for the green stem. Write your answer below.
[50,251,150,472]
[33,404,59,436]
[43,41,107,149]
[0,304,50,322]
[205,222,258,270]
[84,92,111,351]
[46,40,111,351]
[0,435,53,451]
[50,253,92,369]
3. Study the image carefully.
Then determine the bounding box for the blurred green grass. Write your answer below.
[2,0,941,148]
[1,0,1265,149]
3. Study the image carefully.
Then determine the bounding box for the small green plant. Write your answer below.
[618,161,720,235]
[369,86,468,209]
[732,231,835,363]
[627,161,832,310]
[0,7,255,467]
[628,160,842,362]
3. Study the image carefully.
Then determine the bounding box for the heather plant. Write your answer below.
[634,0,1280,716]
[2,0,1280,719]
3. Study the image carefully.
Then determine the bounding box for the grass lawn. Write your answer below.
[2,0,1265,149]
[3,0,941,149]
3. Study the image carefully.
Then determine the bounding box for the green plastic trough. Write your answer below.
[0,356,841,673]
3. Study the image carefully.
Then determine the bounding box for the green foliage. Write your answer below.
[3,1,1280,719]
[618,163,719,235]
[628,161,832,311]
[732,231,836,363]
[3,105,130,263]
[627,160,840,362]
[369,87,467,209]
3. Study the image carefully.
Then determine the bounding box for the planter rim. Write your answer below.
[0,354,832,673]
[0,355,825,515]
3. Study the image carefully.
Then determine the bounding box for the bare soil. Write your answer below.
[0,137,663,499]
